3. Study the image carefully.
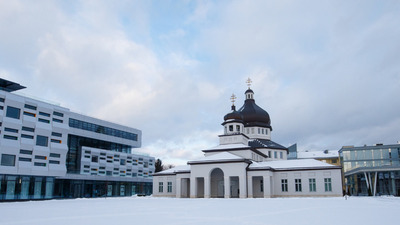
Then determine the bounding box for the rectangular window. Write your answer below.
[92,156,98,163]
[49,160,60,164]
[50,139,61,144]
[3,135,18,140]
[281,179,288,192]
[309,178,316,192]
[39,111,50,117]
[19,157,32,162]
[36,135,48,147]
[53,111,64,117]
[21,134,34,139]
[38,118,50,124]
[34,162,46,167]
[280,152,283,159]
[120,159,126,165]
[324,178,332,192]
[159,182,163,192]
[52,118,63,123]
[167,182,172,193]
[268,151,271,158]
[35,155,47,160]
[6,106,21,119]
[4,127,18,133]
[20,149,33,155]
[23,111,36,117]
[295,179,302,192]
[22,126,35,132]
[1,154,16,166]
[51,132,62,137]
[49,153,60,158]
[24,104,37,110]
[274,151,277,158]
[0,97,4,102]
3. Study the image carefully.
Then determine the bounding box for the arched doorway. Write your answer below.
[210,168,224,198]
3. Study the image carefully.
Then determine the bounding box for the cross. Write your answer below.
[246,77,252,88]
[230,93,237,105]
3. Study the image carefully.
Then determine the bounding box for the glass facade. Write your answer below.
[340,144,400,196]
[69,118,138,141]
[0,175,152,201]
[340,146,400,173]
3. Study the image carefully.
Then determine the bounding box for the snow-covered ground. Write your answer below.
[1,196,399,225]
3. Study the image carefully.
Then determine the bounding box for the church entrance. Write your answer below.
[230,176,239,198]
[180,178,190,198]
[210,168,224,198]
[196,177,204,198]
[252,176,264,198]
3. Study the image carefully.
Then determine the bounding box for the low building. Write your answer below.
[0,78,154,201]
[153,82,342,198]
[339,143,400,196]
[297,150,340,166]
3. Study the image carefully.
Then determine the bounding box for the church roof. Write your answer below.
[249,159,341,171]
[153,165,191,176]
[202,143,250,151]
[248,139,288,150]
[188,152,251,165]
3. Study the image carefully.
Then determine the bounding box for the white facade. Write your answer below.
[0,90,69,177]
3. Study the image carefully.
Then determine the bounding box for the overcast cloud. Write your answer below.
[1,0,399,165]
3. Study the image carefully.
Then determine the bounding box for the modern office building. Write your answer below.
[153,81,342,198]
[0,78,154,201]
[339,143,400,196]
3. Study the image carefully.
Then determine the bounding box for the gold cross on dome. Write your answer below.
[246,77,252,88]
[230,93,237,105]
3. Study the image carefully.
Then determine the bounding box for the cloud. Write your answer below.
[1,0,400,165]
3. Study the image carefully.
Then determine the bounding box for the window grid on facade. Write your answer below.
[167,182,172,193]
[309,178,316,192]
[295,179,302,192]
[324,178,332,192]
[159,182,163,192]
[281,179,288,192]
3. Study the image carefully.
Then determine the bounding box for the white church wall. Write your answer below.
[152,174,177,197]
[258,149,287,161]
[190,162,249,198]
[271,169,342,197]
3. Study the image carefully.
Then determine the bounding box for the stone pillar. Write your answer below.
[224,176,230,198]
[204,176,210,198]
[190,177,196,198]
[263,175,271,198]
[176,177,181,198]
[247,175,253,198]
[239,174,247,198]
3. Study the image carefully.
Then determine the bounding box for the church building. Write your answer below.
[153,80,342,198]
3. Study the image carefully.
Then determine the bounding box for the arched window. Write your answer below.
[236,125,240,132]
[229,125,233,132]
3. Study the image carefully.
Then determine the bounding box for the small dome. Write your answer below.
[222,105,243,125]
[245,88,254,94]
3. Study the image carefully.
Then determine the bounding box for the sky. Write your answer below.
[1,0,400,165]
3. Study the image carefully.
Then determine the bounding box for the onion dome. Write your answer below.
[238,88,272,129]
[222,105,243,125]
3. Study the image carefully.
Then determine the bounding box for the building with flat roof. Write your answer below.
[339,143,400,196]
[0,78,154,201]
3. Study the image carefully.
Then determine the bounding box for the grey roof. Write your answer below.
[249,139,288,150]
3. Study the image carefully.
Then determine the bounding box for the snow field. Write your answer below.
[0,196,399,225]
